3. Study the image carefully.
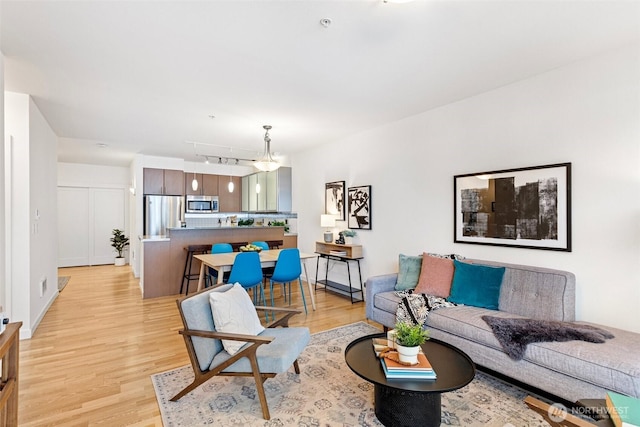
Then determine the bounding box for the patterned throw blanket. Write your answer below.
[482,315,614,360]
[395,290,456,327]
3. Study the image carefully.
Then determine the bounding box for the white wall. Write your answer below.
[293,44,640,333]
[4,92,59,338]
[29,96,59,333]
[0,49,6,317]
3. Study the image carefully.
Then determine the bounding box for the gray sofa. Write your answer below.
[365,259,640,402]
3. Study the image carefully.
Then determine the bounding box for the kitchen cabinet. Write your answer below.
[241,167,292,212]
[218,176,242,212]
[242,176,249,211]
[185,172,219,196]
[143,168,185,195]
[256,171,267,211]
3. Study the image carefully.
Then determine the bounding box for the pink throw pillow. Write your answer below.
[414,253,455,297]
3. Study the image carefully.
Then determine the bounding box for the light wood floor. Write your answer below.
[18,265,376,426]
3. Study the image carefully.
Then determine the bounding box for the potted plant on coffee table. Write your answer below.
[394,321,430,364]
[110,228,130,266]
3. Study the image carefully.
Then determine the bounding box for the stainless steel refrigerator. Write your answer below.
[144,195,185,236]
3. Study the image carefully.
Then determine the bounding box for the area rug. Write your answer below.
[152,321,547,426]
[58,276,70,292]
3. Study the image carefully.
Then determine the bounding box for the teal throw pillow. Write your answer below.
[395,254,423,291]
[448,260,505,310]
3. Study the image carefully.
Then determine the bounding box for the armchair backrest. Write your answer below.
[178,284,234,372]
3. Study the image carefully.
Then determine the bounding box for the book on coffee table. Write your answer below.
[380,351,437,379]
[606,391,640,427]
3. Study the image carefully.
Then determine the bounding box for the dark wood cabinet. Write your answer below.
[218,176,242,212]
[185,173,219,196]
[163,169,185,195]
[143,168,185,195]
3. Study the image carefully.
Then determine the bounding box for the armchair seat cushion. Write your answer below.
[212,327,311,373]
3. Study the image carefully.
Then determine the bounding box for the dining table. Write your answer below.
[193,249,319,310]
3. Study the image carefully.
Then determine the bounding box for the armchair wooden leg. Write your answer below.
[249,354,271,420]
[293,359,301,374]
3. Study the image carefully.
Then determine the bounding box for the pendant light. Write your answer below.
[191,143,199,191]
[254,125,280,172]
[227,158,237,192]
[191,171,198,192]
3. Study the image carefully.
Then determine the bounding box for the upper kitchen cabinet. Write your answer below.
[218,176,242,212]
[241,167,292,212]
[185,172,219,196]
[143,168,185,195]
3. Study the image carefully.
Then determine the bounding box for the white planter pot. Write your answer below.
[114,257,126,266]
[344,236,353,244]
[396,343,420,365]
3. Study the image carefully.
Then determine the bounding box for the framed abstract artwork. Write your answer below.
[325,181,345,221]
[454,163,571,251]
[347,185,371,230]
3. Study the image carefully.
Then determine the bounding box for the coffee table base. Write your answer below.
[374,384,441,427]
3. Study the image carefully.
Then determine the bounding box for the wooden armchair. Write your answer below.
[172,284,310,420]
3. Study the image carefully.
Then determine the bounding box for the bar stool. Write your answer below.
[181,244,213,295]
[265,240,283,249]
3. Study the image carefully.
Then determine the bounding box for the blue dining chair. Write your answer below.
[226,251,267,309]
[251,241,270,251]
[270,248,307,314]
[251,241,275,288]
[208,243,233,285]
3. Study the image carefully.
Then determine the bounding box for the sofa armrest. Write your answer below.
[365,273,398,320]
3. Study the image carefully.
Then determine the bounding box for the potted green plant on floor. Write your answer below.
[394,321,430,364]
[111,228,130,266]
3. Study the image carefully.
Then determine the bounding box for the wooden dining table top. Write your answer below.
[194,249,317,268]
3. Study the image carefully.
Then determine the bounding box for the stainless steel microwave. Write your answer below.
[186,195,219,213]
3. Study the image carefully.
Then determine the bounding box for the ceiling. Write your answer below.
[2,1,639,167]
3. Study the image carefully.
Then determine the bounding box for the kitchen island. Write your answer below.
[139,226,294,298]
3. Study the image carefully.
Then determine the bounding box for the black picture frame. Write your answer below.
[325,181,345,221]
[454,163,571,251]
[347,185,371,230]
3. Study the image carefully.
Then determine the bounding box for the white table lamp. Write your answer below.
[321,214,336,243]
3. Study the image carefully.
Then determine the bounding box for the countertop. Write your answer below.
[139,235,170,242]
[168,225,285,230]
[140,228,297,243]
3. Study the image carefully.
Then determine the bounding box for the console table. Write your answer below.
[314,241,364,303]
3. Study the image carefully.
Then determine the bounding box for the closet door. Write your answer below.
[58,187,126,267]
[58,187,90,267]
[91,188,125,265]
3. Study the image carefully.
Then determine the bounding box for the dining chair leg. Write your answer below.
[298,278,308,314]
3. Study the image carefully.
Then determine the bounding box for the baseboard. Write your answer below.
[20,290,59,340]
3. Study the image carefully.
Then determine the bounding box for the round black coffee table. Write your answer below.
[345,333,475,427]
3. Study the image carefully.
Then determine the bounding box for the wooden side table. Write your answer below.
[314,241,364,303]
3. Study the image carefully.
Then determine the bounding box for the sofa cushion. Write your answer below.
[415,253,455,297]
[448,260,505,310]
[373,291,403,316]
[395,254,422,291]
[427,308,640,398]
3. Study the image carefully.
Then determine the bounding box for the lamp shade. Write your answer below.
[321,214,336,228]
